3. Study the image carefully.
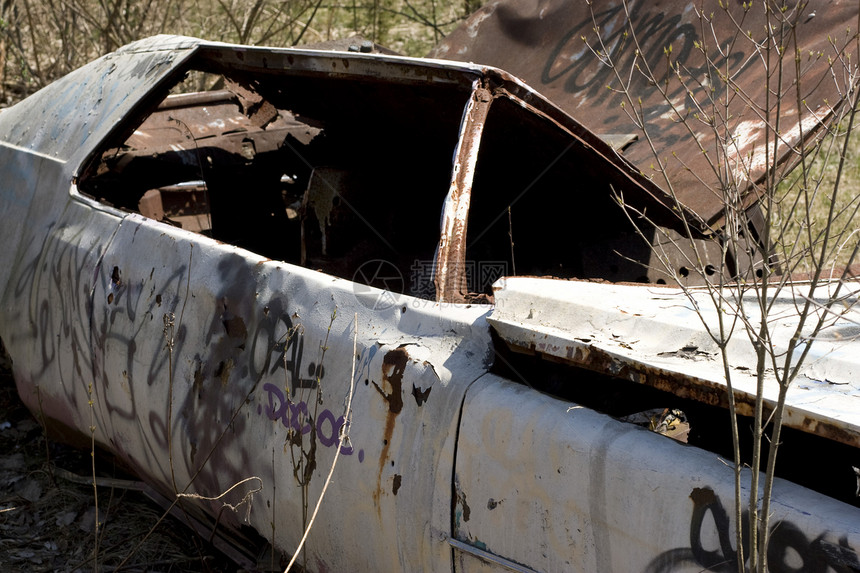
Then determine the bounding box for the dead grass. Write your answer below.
[772,112,860,272]
[0,364,237,572]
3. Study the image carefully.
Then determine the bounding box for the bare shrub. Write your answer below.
[585,1,860,571]
[0,0,467,106]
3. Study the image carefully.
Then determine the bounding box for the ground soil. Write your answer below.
[0,357,241,572]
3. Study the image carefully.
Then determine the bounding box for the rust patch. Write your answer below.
[798,415,860,447]
[392,474,402,496]
[690,487,716,506]
[215,359,234,386]
[456,488,471,523]
[373,348,407,414]
[435,85,494,303]
[373,347,409,513]
[223,315,247,341]
[224,77,278,129]
[412,384,431,406]
[506,337,860,447]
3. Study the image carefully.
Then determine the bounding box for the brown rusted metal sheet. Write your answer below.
[120,90,319,160]
[431,0,860,228]
[435,83,494,303]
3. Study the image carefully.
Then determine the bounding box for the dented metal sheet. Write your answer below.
[85,215,495,570]
[431,0,860,228]
[489,276,860,446]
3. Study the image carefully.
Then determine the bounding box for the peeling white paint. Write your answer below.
[490,276,860,444]
[727,112,827,183]
[467,6,498,39]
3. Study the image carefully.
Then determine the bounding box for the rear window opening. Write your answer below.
[466,96,654,289]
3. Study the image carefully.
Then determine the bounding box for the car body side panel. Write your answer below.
[0,35,198,377]
[454,374,860,572]
[87,212,494,570]
[2,188,123,443]
[6,33,860,573]
[0,144,66,307]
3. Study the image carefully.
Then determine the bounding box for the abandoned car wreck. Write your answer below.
[1,16,860,573]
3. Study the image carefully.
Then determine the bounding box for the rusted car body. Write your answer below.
[0,17,859,573]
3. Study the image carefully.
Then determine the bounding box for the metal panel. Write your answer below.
[4,195,123,440]
[454,373,860,572]
[0,35,198,164]
[5,33,860,573]
[489,276,860,446]
[0,145,66,305]
[83,211,495,570]
[432,0,860,228]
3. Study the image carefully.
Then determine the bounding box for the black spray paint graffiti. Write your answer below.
[644,487,860,573]
[247,295,321,394]
[7,203,380,531]
[494,2,755,147]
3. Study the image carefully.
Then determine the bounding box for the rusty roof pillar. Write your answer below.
[435,81,493,303]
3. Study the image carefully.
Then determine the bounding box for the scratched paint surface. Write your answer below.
[6,205,494,570]
[10,198,498,569]
[0,36,198,165]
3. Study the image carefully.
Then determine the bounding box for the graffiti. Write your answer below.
[645,487,860,573]
[256,339,381,461]
[493,2,755,146]
[539,4,698,94]
[261,382,354,455]
[247,296,318,393]
[9,204,121,424]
